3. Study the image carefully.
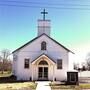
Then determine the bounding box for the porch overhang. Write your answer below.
[31,54,56,65]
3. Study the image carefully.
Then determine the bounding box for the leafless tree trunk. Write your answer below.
[73,63,79,70]
[0,49,10,74]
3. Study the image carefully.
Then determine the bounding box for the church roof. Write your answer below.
[12,33,74,54]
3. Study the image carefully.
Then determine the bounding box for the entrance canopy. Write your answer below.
[31,54,56,65]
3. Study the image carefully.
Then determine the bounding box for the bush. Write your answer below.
[0,74,17,83]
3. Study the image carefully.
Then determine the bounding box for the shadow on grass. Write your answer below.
[0,75,32,83]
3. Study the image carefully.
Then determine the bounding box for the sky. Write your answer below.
[0,0,90,63]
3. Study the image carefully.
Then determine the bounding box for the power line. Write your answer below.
[1,4,90,10]
[0,0,90,10]
[0,0,90,7]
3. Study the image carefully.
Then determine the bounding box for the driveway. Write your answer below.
[36,81,51,90]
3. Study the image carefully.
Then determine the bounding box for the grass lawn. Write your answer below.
[50,82,90,90]
[0,71,37,90]
[0,82,37,90]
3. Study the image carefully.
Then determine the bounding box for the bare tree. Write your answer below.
[0,56,1,61]
[82,65,86,71]
[86,52,90,71]
[73,63,79,70]
[0,49,10,74]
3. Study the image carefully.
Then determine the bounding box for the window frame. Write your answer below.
[24,58,30,69]
[57,59,62,69]
[13,55,17,61]
[41,41,47,50]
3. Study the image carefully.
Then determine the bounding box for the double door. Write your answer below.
[38,67,48,80]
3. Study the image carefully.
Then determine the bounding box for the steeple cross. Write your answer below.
[41,9,48,20]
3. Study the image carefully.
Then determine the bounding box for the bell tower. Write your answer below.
[38,9,51,36]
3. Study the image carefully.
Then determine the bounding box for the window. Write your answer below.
[24,59,29,69]
[41,41,46,50]
[39,60,48,65]
[13,55,17,61]
[57,59,62,69]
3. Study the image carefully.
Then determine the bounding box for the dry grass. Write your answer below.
[50,82,90,90]
[0,71,11,77]
[0,71,36,90]
[0,82,36,90]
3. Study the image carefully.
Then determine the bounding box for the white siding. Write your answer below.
[13,35,72,81]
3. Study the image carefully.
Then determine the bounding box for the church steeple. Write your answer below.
[37,9,51,36]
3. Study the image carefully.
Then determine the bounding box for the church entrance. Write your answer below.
[38,60,48,80]
[38,67,48,80]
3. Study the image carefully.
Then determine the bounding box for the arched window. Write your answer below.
[39,60,48,65]
[41,41,46,50]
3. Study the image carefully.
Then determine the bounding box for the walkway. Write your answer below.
[36,81,51,90]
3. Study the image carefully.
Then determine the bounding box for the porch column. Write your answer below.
[32,65,33,81]
[53,65,55,82]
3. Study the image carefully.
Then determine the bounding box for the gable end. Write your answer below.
[12,33,74,54]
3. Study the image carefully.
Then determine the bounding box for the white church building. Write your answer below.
[12,9,74,81]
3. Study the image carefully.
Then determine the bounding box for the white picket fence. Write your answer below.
[79,71,90,83]
[79,71,90,77]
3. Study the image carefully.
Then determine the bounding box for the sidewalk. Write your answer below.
[36,81,51,90]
